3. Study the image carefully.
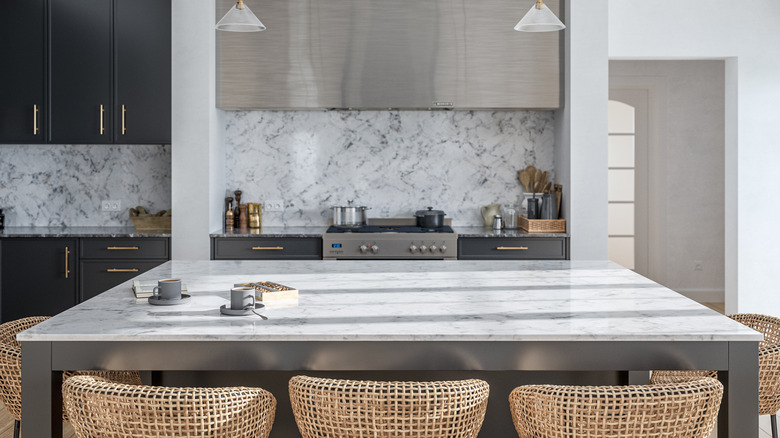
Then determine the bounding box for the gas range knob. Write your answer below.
[440,245,447,253]
[359,245,369,253]
[409,245,418,253]
[371,245,379,254]
[429,245,438,253]
[419,245,428,253]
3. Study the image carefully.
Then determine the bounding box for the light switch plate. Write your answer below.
[101,200,122,212]
[264,200,284,212]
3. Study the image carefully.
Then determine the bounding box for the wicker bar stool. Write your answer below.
[0,316,141,438]
[509,377,723,438]
[650,313,780,437]
[289,376,490,438]
[63,375,277,438]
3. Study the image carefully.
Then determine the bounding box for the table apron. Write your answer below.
[48,340,731,371]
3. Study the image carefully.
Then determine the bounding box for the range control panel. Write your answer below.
[323,235,458,260]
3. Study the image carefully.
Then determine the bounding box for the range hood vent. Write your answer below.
[216,0,561,110]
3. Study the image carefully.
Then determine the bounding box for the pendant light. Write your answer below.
[216,0,266,32]
[514,0,565,32]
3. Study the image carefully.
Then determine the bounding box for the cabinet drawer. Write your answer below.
[81,238,169,259]
[458,237,567,260]
[80,260,165,301]
[212,237,322,260]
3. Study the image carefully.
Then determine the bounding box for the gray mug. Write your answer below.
[231,287,256,310]
[153,278,182,300]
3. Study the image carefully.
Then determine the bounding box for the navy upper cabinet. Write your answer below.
[0,0,46,143]
[114,0,172,144]
[0,0,171,145]
[49,0,113,144]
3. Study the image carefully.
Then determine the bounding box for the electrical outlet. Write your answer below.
[264,200,284,212]
[101,200,122,212]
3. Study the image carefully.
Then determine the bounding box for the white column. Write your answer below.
[556,0,610,260]
[171,0,225,260]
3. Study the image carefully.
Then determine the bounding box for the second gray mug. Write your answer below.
[231,287,256,310]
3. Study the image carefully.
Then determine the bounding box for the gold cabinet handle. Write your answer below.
[65,247,70,279]
[99,104,105,135]
[121,104,126,135]
[107,246,140,250]
[107,268,139,273]
[33,104,39,135]
[496,246,529,251]
[252,246,284,251]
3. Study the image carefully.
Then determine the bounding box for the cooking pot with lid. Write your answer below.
[415,207,446,228]
[331,202,369,227]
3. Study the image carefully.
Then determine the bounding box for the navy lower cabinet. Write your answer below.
[211,237,323,260]
[79,237,169,301]
[0,238,78,323]
[0,236,170,322]
[458,237,568,260]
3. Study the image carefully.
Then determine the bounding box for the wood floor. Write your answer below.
[0,302,771,438]
[0,404,74,438]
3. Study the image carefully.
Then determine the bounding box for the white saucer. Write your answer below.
[148,294,191,306]
[220,304,263,316]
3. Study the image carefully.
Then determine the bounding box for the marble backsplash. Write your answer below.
[0,144,171,227]
[225,110,555,226]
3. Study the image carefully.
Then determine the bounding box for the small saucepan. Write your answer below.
[415,207,446,228]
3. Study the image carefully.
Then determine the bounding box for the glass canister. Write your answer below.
[502,204,517,229]
[247,203,262,228]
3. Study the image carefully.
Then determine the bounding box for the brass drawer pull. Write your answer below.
[496,246,529,251]
[65,246,70,279]
[99,104,105,135]
[33,104,39,135]
[121,104,127,135]
[107,246,140,250]
[107,268,139,273]
[252,246,284,251]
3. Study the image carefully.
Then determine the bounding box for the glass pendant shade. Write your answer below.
[216,1,266,32]
[514,1,565,32]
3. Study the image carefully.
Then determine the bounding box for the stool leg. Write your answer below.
[13,420,19,438]
[772,414,778,438]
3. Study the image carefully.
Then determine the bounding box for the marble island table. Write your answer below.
[20,260,761,437]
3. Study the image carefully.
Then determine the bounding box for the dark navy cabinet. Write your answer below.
[0,0,47,144]
[0,238,78,322]
[0,0,171,145]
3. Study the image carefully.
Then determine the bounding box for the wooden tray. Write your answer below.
[236,281,299,301]
[518,216,566,233]
[129,214,171,231]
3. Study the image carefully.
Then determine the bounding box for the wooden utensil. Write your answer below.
[543,181,552,193]
[534,169,542,194]
[541,171,548,187]
[518,170,531,192]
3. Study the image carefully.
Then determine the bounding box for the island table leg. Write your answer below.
[21,341,61,438]
[719,341,759,438]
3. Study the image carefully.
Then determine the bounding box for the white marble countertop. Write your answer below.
[19,260,761,342]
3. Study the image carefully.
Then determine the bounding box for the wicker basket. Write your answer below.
[129,213,171,231]
[518,215,566,233]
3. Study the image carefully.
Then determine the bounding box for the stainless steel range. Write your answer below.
[322,218,458,260]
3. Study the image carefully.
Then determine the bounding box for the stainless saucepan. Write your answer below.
[331,203,369,227]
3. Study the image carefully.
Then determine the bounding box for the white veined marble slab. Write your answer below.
[19,260,761,342]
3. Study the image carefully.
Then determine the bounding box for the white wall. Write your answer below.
[171,0,225,260]
[557,0,610,260]
[609,0,780,313]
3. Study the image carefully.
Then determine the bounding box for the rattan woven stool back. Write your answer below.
[289,376,490,438]
[509,377,723,438]
[63,375,277,438]
[651,313,780,416]
[0,316,50,421]
[0,316,142,431]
